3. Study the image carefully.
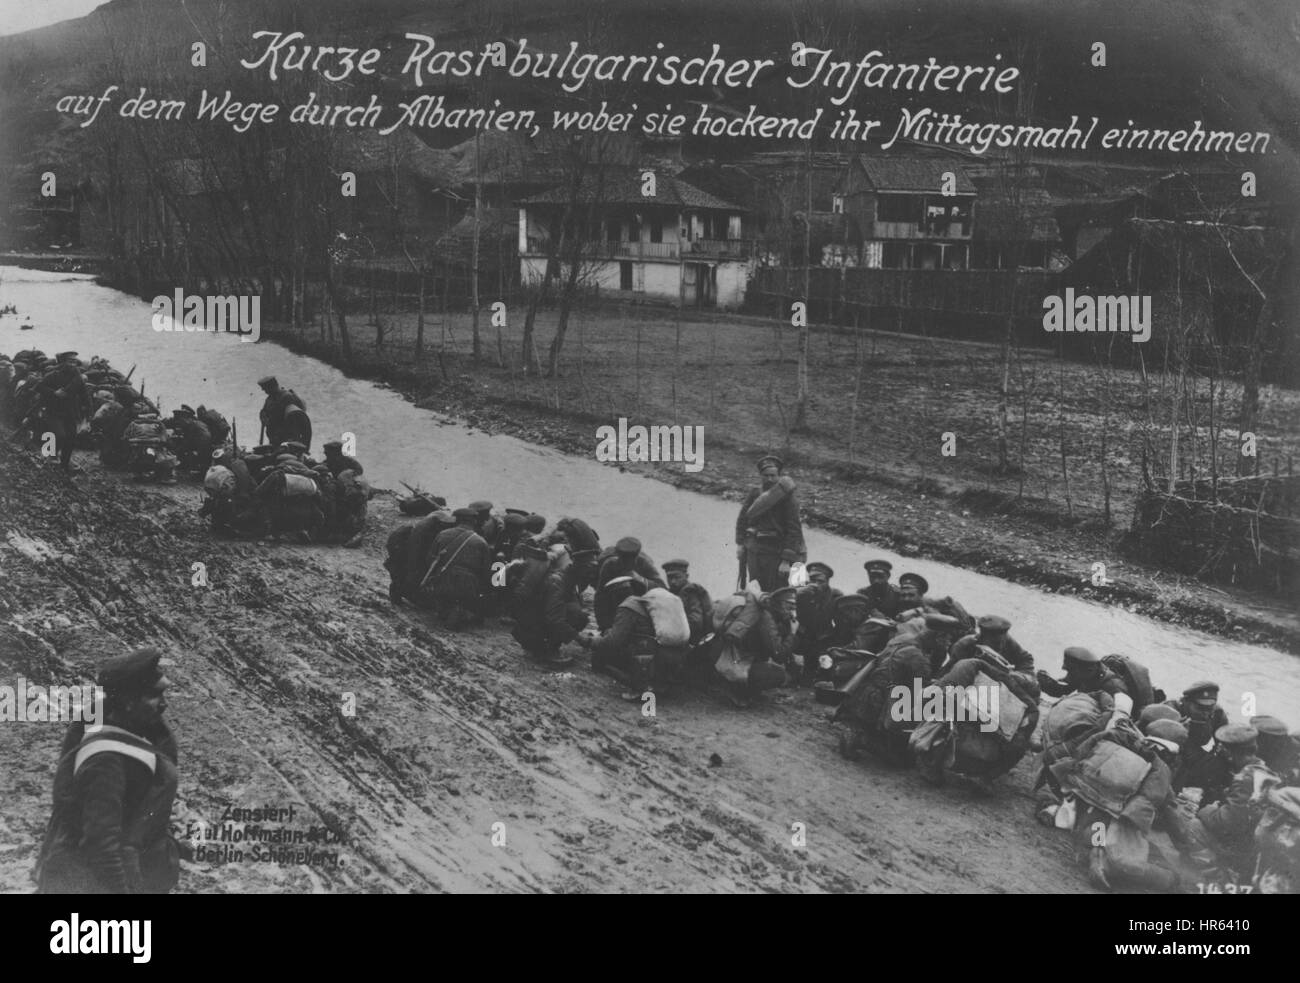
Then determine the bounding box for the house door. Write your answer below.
[620,261,633,290]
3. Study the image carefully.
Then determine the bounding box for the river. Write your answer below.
[3,266,1298,724]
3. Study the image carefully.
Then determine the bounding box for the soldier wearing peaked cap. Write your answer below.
[856,559,902,619]
[595,537,665,629]
[1193,725,1278,877]
[1165,681,1230,788]
[663,560,714,648]
[793,561,842,679]
[1250,716,1300,782]
[33,350,90,470]
[419,509,491,629]
[944,614,1034,676]
[1036,647,1133,723]
[36,648,180,894]
[736,455,806,592]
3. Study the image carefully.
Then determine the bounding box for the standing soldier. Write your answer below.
[257,376,305,447]
[857,559,902,619]
[735,455,805,592]
[35,648,180,894]
[663,559,714,649]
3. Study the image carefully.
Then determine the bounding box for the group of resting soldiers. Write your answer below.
[383,451,1300,894]
[0,355,369,545]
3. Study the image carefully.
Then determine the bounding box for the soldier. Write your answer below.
[257,376,305,447]
[590,576,691,701]
[396,510,457,603]
[735,455,806,592]
[1251,716,1300,785]
[321,439,364,477]
[1167,681,1231,795]
[1036,647,1133,719]
[663,559,714,649]
[36,648,180,894]
[1076,719,1198,892]
[514,546,596,669]
[944,614,1034,676]
[856,559,902,618]
[1194,725,1279,879]
[893,573,932,621]
[794,561,842,680]
[595,537,665,629]
[421,508,492,628]
[167,405,213,475]
[33,350,90,471]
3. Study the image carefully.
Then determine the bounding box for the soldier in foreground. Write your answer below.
[36,648,180,894]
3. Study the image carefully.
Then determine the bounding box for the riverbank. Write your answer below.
[263,307,1300,656]
[0,440,1095,893]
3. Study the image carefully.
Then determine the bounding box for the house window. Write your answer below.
[650,216,663,243]
[832,195,844,214]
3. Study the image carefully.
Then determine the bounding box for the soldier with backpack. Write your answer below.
[420,508,492,629]
[590,577,692,701]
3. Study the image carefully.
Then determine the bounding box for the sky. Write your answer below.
[0,0,108,37]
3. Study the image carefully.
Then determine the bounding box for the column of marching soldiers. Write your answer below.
[4,352,1298,895]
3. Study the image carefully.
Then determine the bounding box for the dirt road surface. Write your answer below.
[0,444,1096,894]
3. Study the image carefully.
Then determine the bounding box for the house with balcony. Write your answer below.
[837,157,977,269]
[518,168,751,308]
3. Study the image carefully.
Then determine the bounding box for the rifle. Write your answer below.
[401,481,444,508]
[418,528,475,590]
[124,364,136,382]
[258,420,265,445]
[736,550,747,593]
[231,417,239,452]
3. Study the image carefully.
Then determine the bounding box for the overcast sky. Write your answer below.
[0,0,108,37]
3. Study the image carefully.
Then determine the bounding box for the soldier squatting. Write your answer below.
[4,353,1298,896]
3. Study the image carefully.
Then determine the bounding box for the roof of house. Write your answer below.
[333,130,457,185]
[521,168,744,210]
[858,157,976,194]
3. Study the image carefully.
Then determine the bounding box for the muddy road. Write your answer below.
[1,445,1088,894]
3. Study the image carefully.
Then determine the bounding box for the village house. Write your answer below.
[518,167,751,308]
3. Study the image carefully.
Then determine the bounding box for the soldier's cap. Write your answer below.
[1215,724,1258,748]
[257,375,278,388]
[834,594,871,613]
[56,351,79,361]
[765,586,798,605]
[863,559,893,575]
[925,613,967,629]
[1138,704,1181,727]
[323,440,343,451]
[757,455,783,472]
[1063,646,1100,665]
[615,536,641,554]
[468,500,493,513]
[662,559,690,572]
[1144,719,1189,750]
[1182,681,1220,703]
[173,406,196,418]
[977,614,1011,632]
[898,573,929,594]
[523,514,546,533]
[806,561,834,578]
[99,647,167,696]
[1250,715,1290,737]
[453,507,479,520]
